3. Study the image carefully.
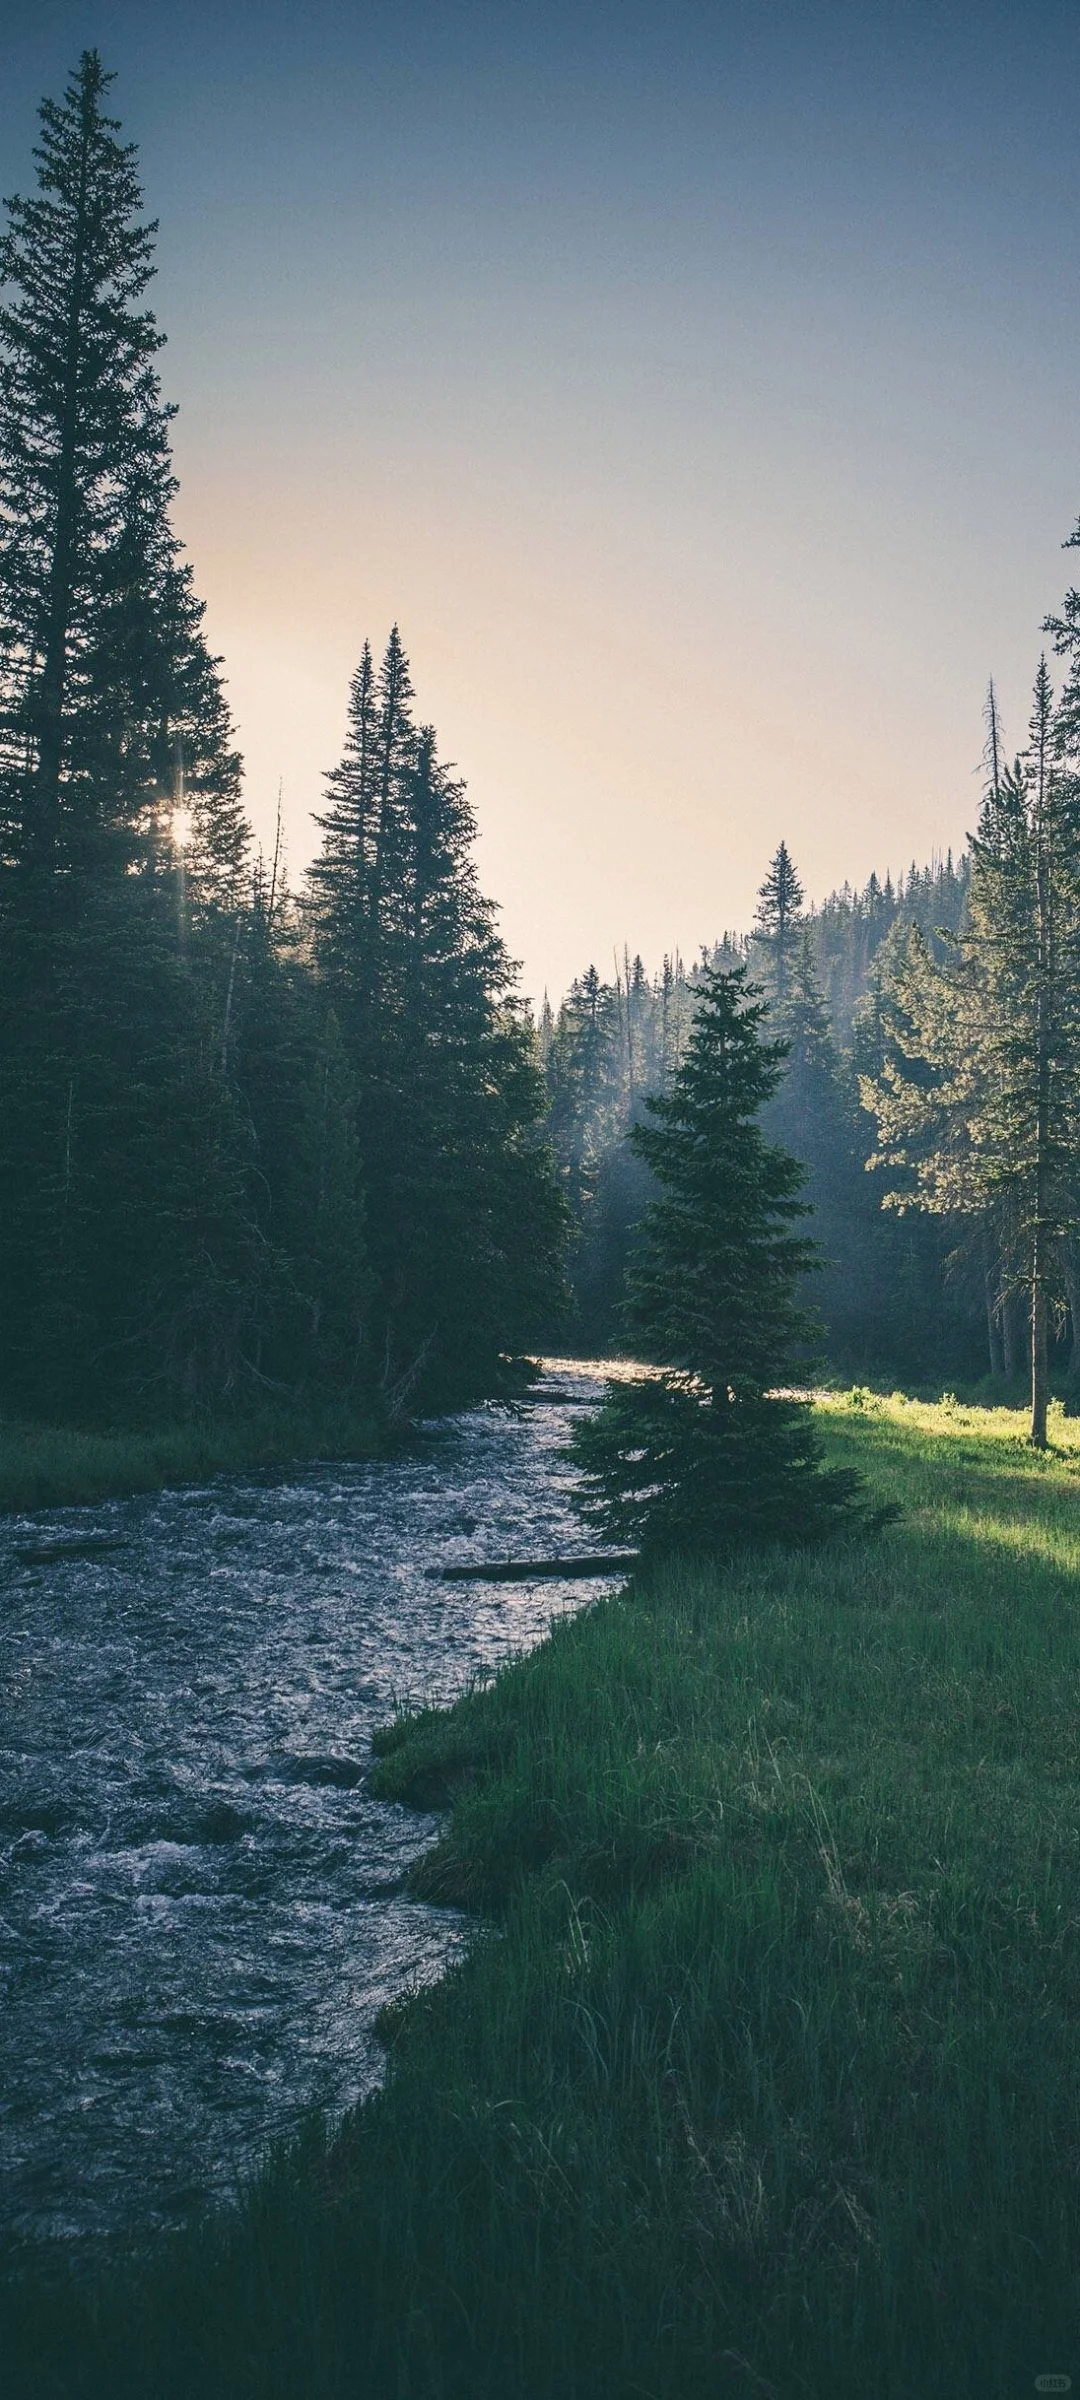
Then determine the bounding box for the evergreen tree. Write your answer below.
[309,635,567,1402]
[542,964,633,1341]
[223,868,372,1400]
[545,964,623,1209]
[0,50,244,884]
[753,840,804,999]
[807,853,968,1046]
[573,965,866,1552]
[0,53,256,1417]
[862,663,1080,1444]
[368,624,416,971]
[307,639,378,986]
[762,931,872,1350]
[543,843,984,1381]
[845,923,976,1380]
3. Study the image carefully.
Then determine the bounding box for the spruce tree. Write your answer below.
[545,964,623,1212]
[307,639,378,988]
[762,931,875,1359]
[0,53,255,1417]
[753,840,805,999]
[573,964,866,1553]
[862,662,1080,1445]
[309,634,567,1402]
[0,50,244,884]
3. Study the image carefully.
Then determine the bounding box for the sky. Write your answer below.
[3,0,1080,1002]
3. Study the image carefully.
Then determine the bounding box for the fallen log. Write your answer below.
[430,1551,637,1584]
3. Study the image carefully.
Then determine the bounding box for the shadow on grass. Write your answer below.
[5,1394,1080,2400]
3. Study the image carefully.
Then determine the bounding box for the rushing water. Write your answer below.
[0,1364,613,2251]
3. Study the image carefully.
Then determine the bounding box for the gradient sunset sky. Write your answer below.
[4,0,1080,1000]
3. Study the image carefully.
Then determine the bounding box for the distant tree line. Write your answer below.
[539,850,979,1380]
[542,733,1080,1427]
[0,54,566,1426]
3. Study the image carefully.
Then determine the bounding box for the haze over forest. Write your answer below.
[9,19,1080,2397]
[5,0,1080,1001]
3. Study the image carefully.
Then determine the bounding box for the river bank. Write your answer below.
[7,1390,1080,2396]
[0,1405,390,1513]
[0,1348,560,1513]
[0,1371,616,2251]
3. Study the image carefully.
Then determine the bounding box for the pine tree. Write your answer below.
[309,635,568,1402]
[307,639,378,989]
[761,931,874,1353]
[368,623,416,959]
[0,53,255,1417]
[0,50,244,885]
[753,840,805,999]
[219,866,372,1401]
[862,663,1080,1444]
[573,964,867,1552]
[545,965,623,1206]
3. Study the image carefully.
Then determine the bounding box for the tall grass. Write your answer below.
[0,1405,386,1513]
[5,1390,1080,2396]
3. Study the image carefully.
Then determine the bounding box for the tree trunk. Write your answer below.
[1031,1258,1049,1447]
[984,1257,1005,1377]
[1031,697,1053,1450]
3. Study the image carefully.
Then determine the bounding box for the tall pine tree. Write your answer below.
[574,965,866,1552]
[0,51,244,884]
[753,840,805,999]
[309,632,567,1402]
[0,53,257,1417]
[862,663,1080,1444]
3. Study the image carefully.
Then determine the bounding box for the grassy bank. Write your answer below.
[6,1390,1080,2397]
[0,1404,386,1512]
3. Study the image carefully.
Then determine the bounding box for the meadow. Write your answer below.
[5,1390,1080,2398]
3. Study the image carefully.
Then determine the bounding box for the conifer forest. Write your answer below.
[5,52,1080,1440]
[0,55,566,1429]
[7,42,1080,2400]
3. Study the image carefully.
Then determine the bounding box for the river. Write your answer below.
[0,1363,614,2251]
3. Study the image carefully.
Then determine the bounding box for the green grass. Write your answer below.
[5,1391,1080,2397]
[0,1405,387,1512]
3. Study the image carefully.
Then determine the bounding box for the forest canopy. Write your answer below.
[4,51,1080,1441]
[0,53,566,1424]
